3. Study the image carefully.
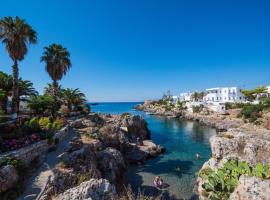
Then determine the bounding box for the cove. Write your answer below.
[91,102,216,199]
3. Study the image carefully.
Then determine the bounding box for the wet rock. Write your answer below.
[124,140,165,163]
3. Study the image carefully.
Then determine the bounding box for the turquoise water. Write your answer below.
[91,102,216,199]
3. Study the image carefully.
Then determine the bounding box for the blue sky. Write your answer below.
[0,0,270,102]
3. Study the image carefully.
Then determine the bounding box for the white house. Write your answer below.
[179,92,193,102]
[203,87,245,103]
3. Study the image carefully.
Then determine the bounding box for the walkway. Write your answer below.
[18,128,77,200]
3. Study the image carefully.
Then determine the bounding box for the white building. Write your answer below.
[203,87,245,103]
[179,92,193,102]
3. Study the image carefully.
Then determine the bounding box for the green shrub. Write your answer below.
[239,104,264,122]
[200,160,270,200]
[0,157,26,174]
[192,105,203,113]
[52,118,65,130]
[38,117,51,130]
[121,112,131,118]
[29,117,40,132]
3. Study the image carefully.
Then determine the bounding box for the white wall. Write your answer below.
[203,87,245,103]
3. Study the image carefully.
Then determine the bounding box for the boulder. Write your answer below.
[96,148,125,184]
[124,140,165,163]
[0,165,18,193]
[125,115,151,140]
[56,178,116,200]
[230,175,270,200]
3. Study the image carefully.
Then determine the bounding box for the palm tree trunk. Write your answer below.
[52,80,58,118]
[11,60,19,118]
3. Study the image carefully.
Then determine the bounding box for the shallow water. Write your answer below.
[91,102,216,199]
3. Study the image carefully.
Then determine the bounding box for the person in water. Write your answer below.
[196,153,201,160]
[154,176,163,189]
[175,166,181,172]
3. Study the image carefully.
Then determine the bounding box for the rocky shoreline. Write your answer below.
[135,102,270,199]
[39,113,165,200]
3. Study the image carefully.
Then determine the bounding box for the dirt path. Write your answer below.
[18,128,77,200]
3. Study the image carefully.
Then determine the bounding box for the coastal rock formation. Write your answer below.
[0,165,18,193]
[197,128,270,199]
[124,140,165,163]
[211,129,270,165]
[56,178,116,200]
[230,175,270,200]
[96,147,125,184]
[39,113,165,199]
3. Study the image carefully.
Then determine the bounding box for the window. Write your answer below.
[229,97,231,100]
[240,97,242,100]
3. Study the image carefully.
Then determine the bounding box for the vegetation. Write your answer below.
[237,98,270,122]
[62,88,86,111]
[162,90,173,102]
[0,16,37,117]
[176,100,186,110]
[192,105,204,113]
[191,92,205,102]
[27,95,53,115]
[225,102,245,110]
[0,157,40,200]
[41,44,72,118]
[242,86,267,102]
[200,160,270,200]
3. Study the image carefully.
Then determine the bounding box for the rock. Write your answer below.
[70,119,85,129]
[124,140,165,163]
[125,116,151,140]
[96,148,125,184]
[210,131,270,165]
[229,175,270,200]
[0,165,18,193]
[56,178,116,200]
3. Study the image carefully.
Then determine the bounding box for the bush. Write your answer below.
[225,102,245,110]
[0,157,26,173]
[121,112,131,118]
[192,105,203,113]
[29,117,40,132]
[38,117,51,130]
[52,118,65,130]
[239,104,264,122]
[200,160,270,200]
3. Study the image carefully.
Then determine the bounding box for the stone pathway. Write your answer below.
[18,128,77,200]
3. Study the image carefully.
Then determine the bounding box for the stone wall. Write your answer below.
[0,126,70,165]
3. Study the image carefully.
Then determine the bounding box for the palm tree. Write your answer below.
[62,88,86,111]
[41,44,71,118]
[0,16,37,117]
[18,79,38,113]
[0,71,13,113]
[44,83,63,100]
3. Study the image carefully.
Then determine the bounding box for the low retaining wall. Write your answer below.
[0,126,70,165]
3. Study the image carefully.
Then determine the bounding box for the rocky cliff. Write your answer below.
[39,113,165,200]
[197,128,270,200]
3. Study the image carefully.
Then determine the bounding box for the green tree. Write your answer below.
[62,88,86,111]
[162,90,173,102]
[0,71,13,113]
[41,44,71,118]
[27,95,53,115]
[242,86,268,102]
[18,79,38,113]
[0,16,37,117]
